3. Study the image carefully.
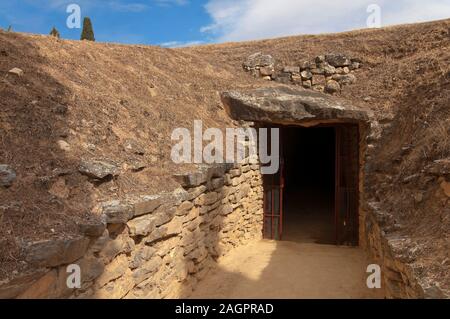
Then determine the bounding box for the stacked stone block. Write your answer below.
[0,161,264,299]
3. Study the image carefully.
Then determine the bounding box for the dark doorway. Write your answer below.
[261,124,360,246]
[282,127,336,244]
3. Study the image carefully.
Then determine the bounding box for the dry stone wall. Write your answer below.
[243,52,361,95]
[363,124,449,299]
[0,161,263,299]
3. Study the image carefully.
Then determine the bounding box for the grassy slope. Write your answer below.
[0,19,449,287]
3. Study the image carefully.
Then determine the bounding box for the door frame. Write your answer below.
[259,123,360,245]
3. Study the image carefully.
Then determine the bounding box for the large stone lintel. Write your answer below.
[221,86,369,126]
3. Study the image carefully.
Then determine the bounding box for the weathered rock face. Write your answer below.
[364,202,449,299]
[221,86,369,125]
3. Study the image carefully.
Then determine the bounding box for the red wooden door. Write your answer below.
[262,128,284,240]
[262,161,284,240]
[335,125,359,246]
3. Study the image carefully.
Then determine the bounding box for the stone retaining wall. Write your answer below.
[0,161,263,298]
[365,202,427,298]
[243,52,361,95]
[365,200,448,299]
[363,123,448,299]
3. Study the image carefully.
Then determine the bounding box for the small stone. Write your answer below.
[299,61,313,70]
[302,80,312,89]
[300,70,313,80]
[123,139,145,155]
[154,203,177,226]
[186,185,207,201]
[127,215,157,236]
[261,76,271,81]
[282,66,300,74]
[343,67,350,74]
[79,159,118,180]
[312,85,324,92]
[134,195,163,217]
[148,86,157,97]
[325,53,351,67]
[0,164,16,188]
[291,74,302,83]
[8,68,24,76]
[176,200,195,216]
[173,171,207,188]
[259,66,274,76]
[97,232,133,262]
[350,62,361,70]
[273,73,292,84]
[78,221,106,237]
[132,257,162,285]
[322,64,336,76]
[332,73,356,85]
[102,201,133,224]
[325,80,341,94]
[57,140,71,152]
[130,246,156,269]
[315,55,326,64]
[220,204,233,216]
[129,160,146,172]
[312,75,327,86]
[229,169,241,177]
[413,193,424,204]
[194,192,218,206]
[164,216,183,236]
[310,68,324,75]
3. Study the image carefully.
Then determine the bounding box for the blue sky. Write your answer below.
[0,0,212,46]
[0,1,449,47]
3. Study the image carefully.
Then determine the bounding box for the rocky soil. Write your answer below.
[0,18,449,294]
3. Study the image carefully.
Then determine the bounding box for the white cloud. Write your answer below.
[154,0,189,7]
[159,40,204,48]
[108,1,149,12]
[41,0,149,12]
[202,0,450,42]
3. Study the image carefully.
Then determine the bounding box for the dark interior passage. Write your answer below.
[282,126,336,244]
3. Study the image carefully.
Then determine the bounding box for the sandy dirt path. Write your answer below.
[190,240,384,299]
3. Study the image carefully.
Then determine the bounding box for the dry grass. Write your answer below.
[0,19,449,285]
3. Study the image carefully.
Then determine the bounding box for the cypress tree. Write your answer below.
[49,26,60,38]
[80,17,95,41]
